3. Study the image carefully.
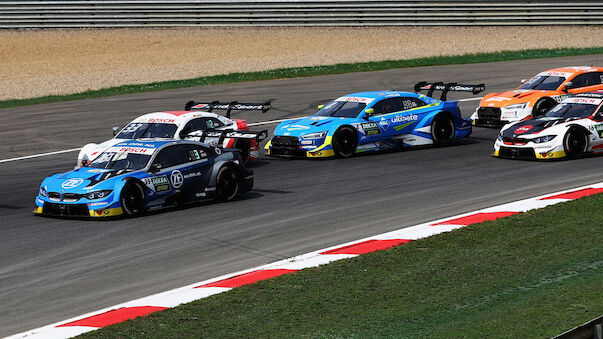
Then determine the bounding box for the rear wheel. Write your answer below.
[431,115,454,146]
[563,128,588,158]
[533,98,556,117]
[215,166,239,201]
[120,181,145,216]
[332,127,357,158]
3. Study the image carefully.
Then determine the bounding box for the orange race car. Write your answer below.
[470,66,603,127]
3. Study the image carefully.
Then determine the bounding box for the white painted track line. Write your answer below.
[0,96,482,164]
[0,148,82,164]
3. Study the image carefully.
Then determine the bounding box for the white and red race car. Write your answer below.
[77,101,271,167]
[493,92,603,160]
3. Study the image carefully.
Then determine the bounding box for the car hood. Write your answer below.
[481,89,560,108]
[274,116,355,137]
[501,117,565,138]
[43,167,138,192]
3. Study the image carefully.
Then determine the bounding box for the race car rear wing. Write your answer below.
[184,100,272,118]
[184,129,268,145]
[414,82,485,101]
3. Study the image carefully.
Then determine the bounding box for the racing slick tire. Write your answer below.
[215,166,240,201]
[234,140,251,166]
[332,126,357,158]
[532,97,557,117]
[120,181,145,216]
[431,114,455,146]
[563,128,588,159]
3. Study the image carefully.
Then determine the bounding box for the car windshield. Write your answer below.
[88,150,152,170]
[519,75,566,91]
[116,123,178,139]
[315,101,367,118]
[545,102,599,119]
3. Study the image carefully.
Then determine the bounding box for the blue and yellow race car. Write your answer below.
[265,82,484,158]
[34,138,256,218]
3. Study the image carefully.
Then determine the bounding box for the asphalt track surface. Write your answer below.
[2,55,603,336]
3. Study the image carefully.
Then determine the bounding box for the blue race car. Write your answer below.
[34,139,254,218]
[265,82,484,158]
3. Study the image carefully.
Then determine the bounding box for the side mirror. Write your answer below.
[562,81,573,92]
[364,108,375,120]
[595,112,603,122]
[148,163,162,173]
[112,126,120,136]
[317,104,325,110]
[179,128,191,139]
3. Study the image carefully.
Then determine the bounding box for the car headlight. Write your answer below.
[497,133,503,141]
[301,131,327,139]
[532,135,556,144]
[39,186,47,197]
[504,103,528,111]
[86,190,113,200]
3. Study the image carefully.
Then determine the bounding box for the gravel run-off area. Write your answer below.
[1,26,603,101]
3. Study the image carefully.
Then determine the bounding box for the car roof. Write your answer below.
[540,66,603,76]
[131,111,221,126]
[338,91,422,100]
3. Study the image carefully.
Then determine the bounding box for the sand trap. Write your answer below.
[1,26,602,101]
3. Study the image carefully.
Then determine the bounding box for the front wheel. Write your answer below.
[532,98,556,117]
[332,127,357,158]
[120,181,145,216]
[563,128,588,158]
[215,166,240,201]
[431,115,454,146]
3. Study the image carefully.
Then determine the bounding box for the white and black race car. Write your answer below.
[493,92,603,160]
[77,100,270,167]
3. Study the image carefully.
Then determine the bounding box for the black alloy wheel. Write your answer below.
[216,166,239,201]
[563,128,588,158]
[120,181,145,216]
[533,98,556,117]
[332,127,357,158]
[431,115,455,146]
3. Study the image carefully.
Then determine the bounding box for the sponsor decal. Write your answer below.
[538,71,572,78]
[595,124,603,138]
[155,184,170,192]
[146,118,175,123]
[391,114,418,123]
[103,209,111,215]
[62,178,84,189]
[361,122,381,136]
[88,201,109,206]
[184,171,202,179]
[215,147,222,155]
[379,117,390,130]
[335,96,374,104]
[170,170,184,189]
[286,124,311,131]
[514,125,533,134]
[150,176,169,185]
[564,97,602,105]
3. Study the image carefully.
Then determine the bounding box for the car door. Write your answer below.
[370,97,426,136]
[589,108,603,151]
[367,98,403,140]
[566,72,603,94]
[146,145,197,206]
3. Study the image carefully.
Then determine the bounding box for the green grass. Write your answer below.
[82,193,603,338]
[4,46,603,110]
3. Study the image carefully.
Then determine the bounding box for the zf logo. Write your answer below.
[62,178,84,189]
[170,170,184,189]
